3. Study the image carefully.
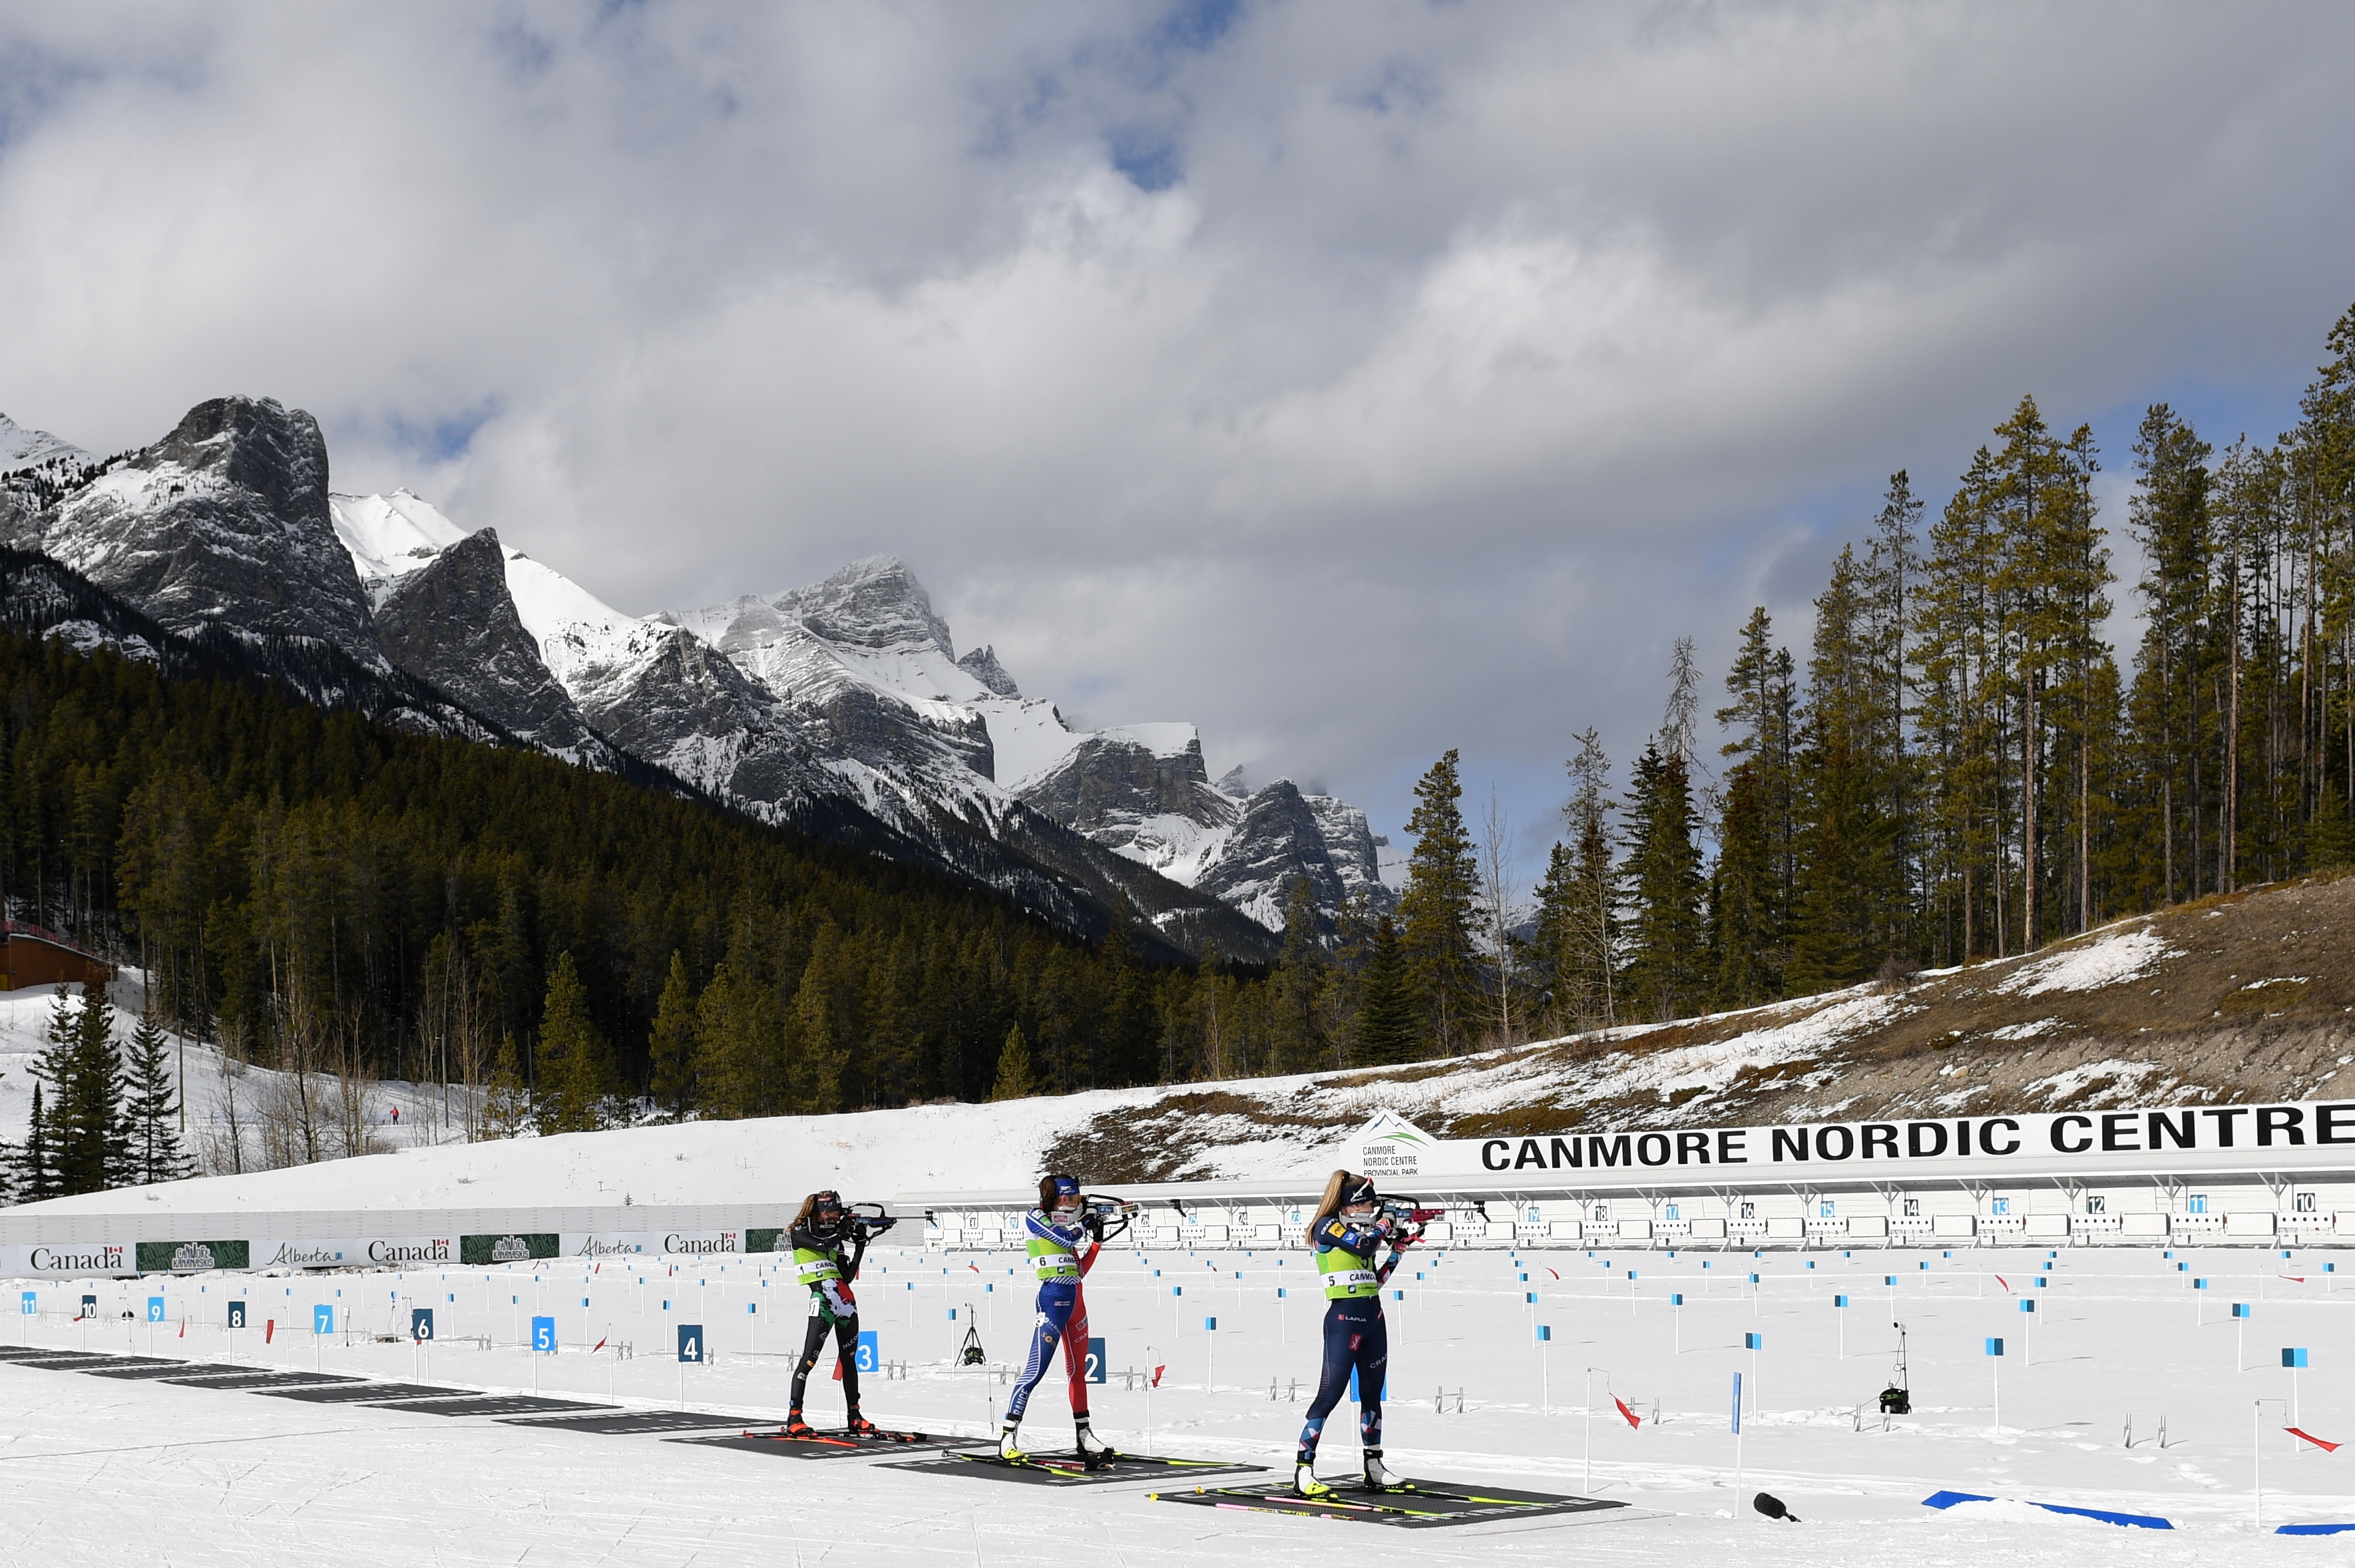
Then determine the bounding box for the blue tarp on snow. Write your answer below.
[1921,1490,2173,1530]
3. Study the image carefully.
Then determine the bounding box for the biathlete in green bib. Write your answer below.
[1293,1169,1414,1497]
[783,1189,890,1435]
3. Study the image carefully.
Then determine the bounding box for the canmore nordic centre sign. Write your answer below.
[1350,1100,2355,1188]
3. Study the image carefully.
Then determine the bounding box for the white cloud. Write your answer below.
[0,0,2349,849]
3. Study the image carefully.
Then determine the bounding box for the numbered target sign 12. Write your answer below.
[677,1324,704,1363]
[1086,1336,1108,1384]
[855,1330,879,1374]
[533,1315,558,1353]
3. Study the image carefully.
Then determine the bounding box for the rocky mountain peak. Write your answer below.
[769,554,953,656]
[144,397,332,528]
[39,395,379,664]
[957,644,1020,697]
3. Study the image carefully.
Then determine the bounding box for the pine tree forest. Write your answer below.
[2,301,2351,1193]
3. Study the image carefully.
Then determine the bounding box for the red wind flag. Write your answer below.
[1152,1365,1166,1388]
[591,1337,606,1353]
[1994,1275,2011,1292]
[2288,1427,2341,1453]
[264,1320,275,1344]
[1614,1396,1641,1430]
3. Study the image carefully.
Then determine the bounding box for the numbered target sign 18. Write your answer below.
[854,1330,879,1374]
[533,1315,557,1352]
[411,1307,433,1342]
[1086,1336,1107,1384]
[677,1324,704,1363]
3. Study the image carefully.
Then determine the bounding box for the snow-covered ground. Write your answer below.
[0,973,466,1167]
[5,1241,2352,1563]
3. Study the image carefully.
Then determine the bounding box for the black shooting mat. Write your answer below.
[676,1429,984,1460]
[250,1382,458,1402]
[77,1361,250,1379]
[1151,1477,1630,1529]
[881,1450,1265,1487]
[371,1395,618,1416]
[164,1370,359,1388]
[1,1351,131,1368]
[503,1410,749,1435]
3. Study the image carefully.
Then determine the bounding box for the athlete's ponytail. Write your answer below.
[1311,1169,1352,1233]
[793,1192,819,1227]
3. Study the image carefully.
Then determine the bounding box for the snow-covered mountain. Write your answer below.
[0,396,1386,953]
[666,557,1395,934]
[0,412,85,474]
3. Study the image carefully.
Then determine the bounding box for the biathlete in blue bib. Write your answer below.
[998,1172,1111,1464]
[1293,1169,1413,1497]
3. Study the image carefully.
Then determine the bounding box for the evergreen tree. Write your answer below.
[786,926,851,1114]
[1553,728,1617,1029]
[1710,761,1779,1006]
[120,1009,189,1185]
[1266,880,1329,1074]
[33,984,127,1196]
[1786,545,1902,993]
[481,1034,531,1139]
[1396,749,1482,1058]
[15,1083,56,1201]
[988,1022,1037,1101]
[646,950,698,1117]
[1351,916,1416,1067]
[1619,742,1705,1021]
[535,952,615,1133]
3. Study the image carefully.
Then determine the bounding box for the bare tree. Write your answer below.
[1480,787,1522,1046]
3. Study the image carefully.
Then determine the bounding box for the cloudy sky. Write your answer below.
[3,2,2351,872]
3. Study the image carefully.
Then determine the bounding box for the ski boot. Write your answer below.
[1075,1417,1114,1470]
[1293,1463,1333,1499]
[781,1410,815,1438]
[998,1421,1026,1462]
[845,1412,879,1437]
[1362,1449,1400,1492]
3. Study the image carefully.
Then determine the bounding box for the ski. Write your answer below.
[1154,1486,1455,1521]
[738,1426,939,1447]
[1151,1478,1631,1527]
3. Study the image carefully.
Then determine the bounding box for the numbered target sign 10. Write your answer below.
[677,1324,704,1363]
[1086,1336,1108,1384]
[533,1316,558,1353]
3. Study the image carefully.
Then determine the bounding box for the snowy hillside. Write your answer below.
[0,413,86,473]
[21,869,2350,1221]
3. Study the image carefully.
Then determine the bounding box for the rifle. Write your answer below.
[847,1201,899,1239]
[1377,1197,1448,1248]
[1080,1193,1140,1243]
